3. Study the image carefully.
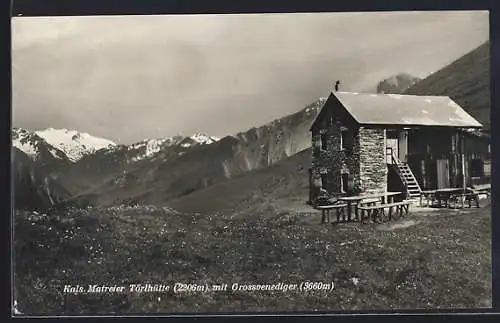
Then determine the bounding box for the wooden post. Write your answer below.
[308,168,313,203]
[461,132,466,192]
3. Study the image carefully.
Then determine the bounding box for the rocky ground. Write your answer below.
[13,199,492,315]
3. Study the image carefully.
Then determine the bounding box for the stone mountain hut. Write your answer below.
[308,91,490,202]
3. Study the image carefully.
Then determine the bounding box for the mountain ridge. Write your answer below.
[404,40,490,131]
[12,127,116,163]
[13,127,222,163]
[60,98,326,207]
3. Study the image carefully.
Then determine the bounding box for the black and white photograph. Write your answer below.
[11,10,492,315]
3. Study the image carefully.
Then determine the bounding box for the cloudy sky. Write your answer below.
[12,11,489,144]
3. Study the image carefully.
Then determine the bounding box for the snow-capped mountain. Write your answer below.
[13,127,222,165]
[12,127,222,205]
[118,133,220,162]
[34,128,116,162]
[12,128,116,163]
[11,128,75,174]
[178,133,221,148]
[127,136,185,162]
[190,133,220,145]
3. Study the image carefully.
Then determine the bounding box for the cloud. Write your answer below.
[12,11,489,144]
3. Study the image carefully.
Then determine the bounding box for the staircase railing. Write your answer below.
[390,151,410,197]
[386,148,423,198]
[391,150,400,166]
[401,156,422,193]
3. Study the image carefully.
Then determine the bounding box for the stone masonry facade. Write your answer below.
[311,116,360,199]
[310,121,387,201]
[358,127,388,194]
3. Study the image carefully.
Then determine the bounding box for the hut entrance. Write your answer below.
[386,130,408,163]
[436,159,450,188]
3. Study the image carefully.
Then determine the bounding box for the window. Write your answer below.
[341,128,353,151]
[321,132,328,150]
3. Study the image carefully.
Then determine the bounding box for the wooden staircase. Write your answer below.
[387,149,422,199]
[397,162,422,198]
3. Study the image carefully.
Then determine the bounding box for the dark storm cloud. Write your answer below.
[12,11,489,144]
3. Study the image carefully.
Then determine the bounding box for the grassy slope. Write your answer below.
[14,201,491,314]
[167,148,311,215]
[14,150,491,314]
[404,41,490,130]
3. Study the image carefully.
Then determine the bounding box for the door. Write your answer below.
[398,131,408,162]
[386,138,399,163]
[436,159,450,189]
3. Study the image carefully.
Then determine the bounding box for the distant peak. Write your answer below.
[33,128,116,162]
[130,134,186,146]
[376,73,421,94]
[190,132,220,144]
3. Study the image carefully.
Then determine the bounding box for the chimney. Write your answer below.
[334,80,341,92]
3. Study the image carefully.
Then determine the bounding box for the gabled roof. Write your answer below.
[311,92,483,129]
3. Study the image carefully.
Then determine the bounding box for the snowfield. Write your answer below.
[34,128,117,162]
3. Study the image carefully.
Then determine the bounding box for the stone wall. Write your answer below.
[310,117,361,199]
[358,127,387,194]
[311,127,341,197]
